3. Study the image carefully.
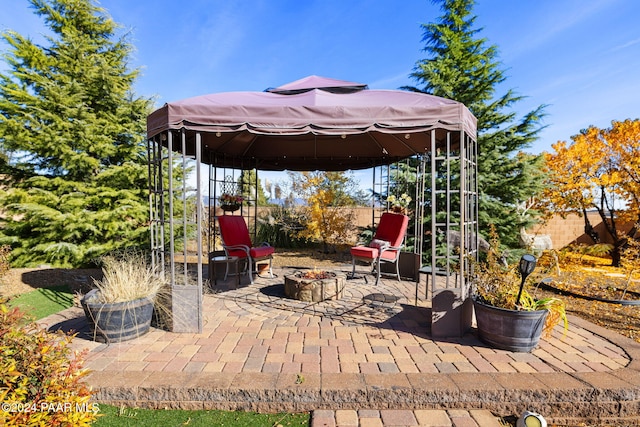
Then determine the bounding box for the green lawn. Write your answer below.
[94,404,310,427]
[7,285,74,320]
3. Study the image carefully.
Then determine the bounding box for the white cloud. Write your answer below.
[368,72,413,89]
[611,37,640,52]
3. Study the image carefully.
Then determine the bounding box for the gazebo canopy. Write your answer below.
[146,76,477,171]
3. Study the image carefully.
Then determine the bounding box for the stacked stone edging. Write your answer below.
[88,372,640,425]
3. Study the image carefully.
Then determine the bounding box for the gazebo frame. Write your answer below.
[146,76,478,337]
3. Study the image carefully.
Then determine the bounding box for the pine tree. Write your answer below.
[0,0,154,267]
[404,0,547,247]
[238,169,269,206]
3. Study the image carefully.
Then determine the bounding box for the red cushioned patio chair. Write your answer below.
[350,212,409,285]
[217,215,275,284]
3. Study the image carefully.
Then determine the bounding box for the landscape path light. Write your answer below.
[515,254,537,309]
[517,410,547,427]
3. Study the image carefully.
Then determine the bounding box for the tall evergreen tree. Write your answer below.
[405,0,547,247]
[238,169,269,206]
[0,0,154,267]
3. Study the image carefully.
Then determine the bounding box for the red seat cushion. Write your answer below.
[380,249,398,261]
[351,246,398,261]
[250,245,275,259]
[351,246,379,259]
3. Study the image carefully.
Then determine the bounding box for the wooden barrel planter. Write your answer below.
[473,298,548,352]
[81,289,155,343]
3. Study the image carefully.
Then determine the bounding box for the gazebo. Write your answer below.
[146,76,478,337]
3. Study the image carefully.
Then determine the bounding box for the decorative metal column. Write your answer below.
[428,130,478,337]
[147,129,203,333]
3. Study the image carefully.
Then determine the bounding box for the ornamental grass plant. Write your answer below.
[90,252,167,304]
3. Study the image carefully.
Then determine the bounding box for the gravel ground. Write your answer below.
[0,248,349,298]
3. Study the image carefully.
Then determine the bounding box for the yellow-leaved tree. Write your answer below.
[289,171,360,253]
[540,119,640,266]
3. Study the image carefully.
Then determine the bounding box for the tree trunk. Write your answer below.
[592,192,621,266]
[582,207,599,243]
[611,244,622,267]
[627,214,640,240]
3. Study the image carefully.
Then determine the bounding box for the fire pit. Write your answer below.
[284,270,346,302]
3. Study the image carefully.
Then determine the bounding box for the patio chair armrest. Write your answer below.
[376,244,404,261]
[222,244,251,255]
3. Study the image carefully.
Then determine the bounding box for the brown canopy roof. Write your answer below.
[147,76,477,171]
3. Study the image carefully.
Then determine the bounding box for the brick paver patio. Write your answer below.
[41,264,640,426]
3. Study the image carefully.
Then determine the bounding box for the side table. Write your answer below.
[209,254,240,289]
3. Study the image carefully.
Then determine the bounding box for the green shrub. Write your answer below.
[355,224,376,246]
[0,299,99,426]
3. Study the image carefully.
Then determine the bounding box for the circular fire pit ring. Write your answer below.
[284,270,346,302]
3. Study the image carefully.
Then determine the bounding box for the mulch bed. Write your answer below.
[0,268,102,298]
[534,284,640,343]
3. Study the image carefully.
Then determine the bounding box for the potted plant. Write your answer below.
[81,252,167,343]
[473,232,568,352]
[386,193,412,214]
[219,193,244,212]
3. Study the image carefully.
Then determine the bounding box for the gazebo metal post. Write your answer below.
[413,155,427,305]
[429,129,477,338]
[370,162,391,228]
[370,164,378,227]
[167,131,175,281]
[464,130,480,279]
[148,130,203,334]
[194,132,204,329]
[148,134,165,272]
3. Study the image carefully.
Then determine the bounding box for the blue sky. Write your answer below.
[2,0,639,157]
